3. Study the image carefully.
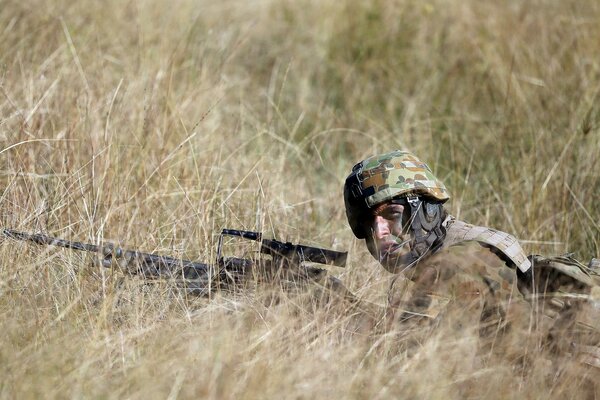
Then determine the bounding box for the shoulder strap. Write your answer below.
[441,217,532,273]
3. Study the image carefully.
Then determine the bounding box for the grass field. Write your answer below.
[1,0,600,398]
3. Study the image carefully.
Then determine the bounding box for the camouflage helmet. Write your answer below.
[344,150,450,239]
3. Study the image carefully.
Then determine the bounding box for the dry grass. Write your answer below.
[1,0,600,398]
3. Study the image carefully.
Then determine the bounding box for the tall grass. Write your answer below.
[1,0,599,398]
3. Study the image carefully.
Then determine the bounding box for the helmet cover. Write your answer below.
[344,150,450,239]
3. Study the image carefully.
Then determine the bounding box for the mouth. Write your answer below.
[378,237,411,261]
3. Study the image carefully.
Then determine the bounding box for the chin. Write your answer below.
[365,238,413,272]
[373,250,412,273]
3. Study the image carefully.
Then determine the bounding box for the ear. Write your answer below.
[418,202,444,231]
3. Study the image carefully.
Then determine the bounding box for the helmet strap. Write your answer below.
[402,196,446,267]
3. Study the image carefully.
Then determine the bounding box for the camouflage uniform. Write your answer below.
[386,221,533,364]
[344,150,600,373]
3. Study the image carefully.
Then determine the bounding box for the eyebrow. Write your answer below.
[372,202,403,216]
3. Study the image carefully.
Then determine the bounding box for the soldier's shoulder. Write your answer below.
[425,242,509,271]
[397,243,510,289]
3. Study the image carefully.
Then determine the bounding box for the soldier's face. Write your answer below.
[364,201,412,270]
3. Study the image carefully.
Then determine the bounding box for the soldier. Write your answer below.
[343,150,600,371]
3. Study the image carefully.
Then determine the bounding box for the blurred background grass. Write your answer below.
[1,0,599,398]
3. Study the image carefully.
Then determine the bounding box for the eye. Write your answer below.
[372,203,404,219]
[387,205,404,216]
[381,209,403,220]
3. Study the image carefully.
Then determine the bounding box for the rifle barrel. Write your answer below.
[2,229,211,278]
[3,229,100,253]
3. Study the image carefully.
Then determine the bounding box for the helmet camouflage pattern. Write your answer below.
[344,150,450,239]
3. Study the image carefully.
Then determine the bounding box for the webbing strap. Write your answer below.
[442,217,532,273]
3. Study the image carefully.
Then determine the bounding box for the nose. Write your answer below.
[372,216,390,240]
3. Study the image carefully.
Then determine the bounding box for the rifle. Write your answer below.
[2,228,348,296]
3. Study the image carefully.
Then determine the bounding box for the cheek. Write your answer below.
[372,217,401,237]
[372,216,386,231]
[391,219,405,235]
